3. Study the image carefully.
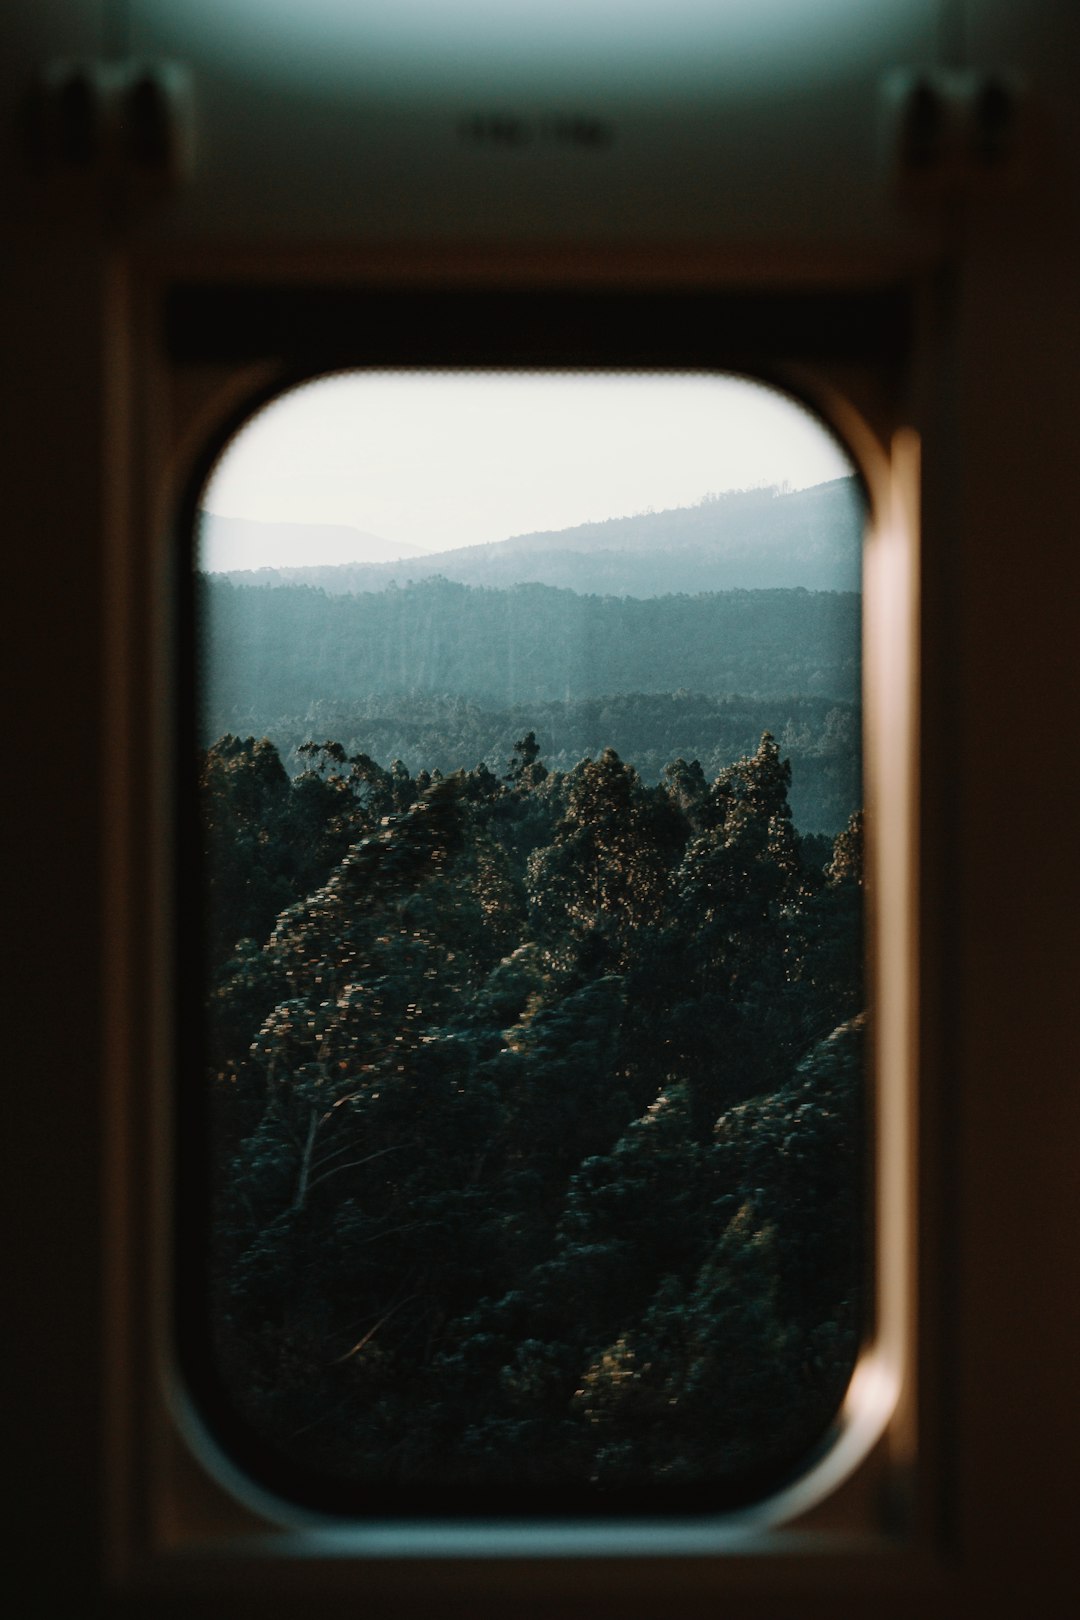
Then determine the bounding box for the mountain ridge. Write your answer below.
[202,477,863,598]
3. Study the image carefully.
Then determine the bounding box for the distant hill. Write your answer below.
[204,478,864,598]
[198,513,429,573]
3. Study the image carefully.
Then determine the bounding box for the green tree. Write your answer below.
[527,748,684,972]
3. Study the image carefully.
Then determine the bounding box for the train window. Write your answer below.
[184,368,870,1518]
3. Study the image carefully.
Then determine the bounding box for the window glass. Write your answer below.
[191,371,867,1513]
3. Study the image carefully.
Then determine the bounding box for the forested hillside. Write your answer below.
[202,577,859,710]
[200,578,861,833]
[201,729,865,1505]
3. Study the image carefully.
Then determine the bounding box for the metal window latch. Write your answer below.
[882,68,1028,198]
[23,61,193,195]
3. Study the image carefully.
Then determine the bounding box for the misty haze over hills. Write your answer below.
[200,513,430,571]
[201,478,863,597]
[198,476,865,832]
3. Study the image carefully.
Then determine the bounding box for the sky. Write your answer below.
[199,372,854,570]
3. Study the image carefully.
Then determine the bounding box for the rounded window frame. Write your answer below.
[147,284,919,1551]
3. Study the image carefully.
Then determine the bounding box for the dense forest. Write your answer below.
[201,726,865,1505]
[198,473,867,1504]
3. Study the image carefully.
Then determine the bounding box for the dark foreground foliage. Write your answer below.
[202,729,865,1499]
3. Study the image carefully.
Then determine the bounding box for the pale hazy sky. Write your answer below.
[200,372,853,569]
